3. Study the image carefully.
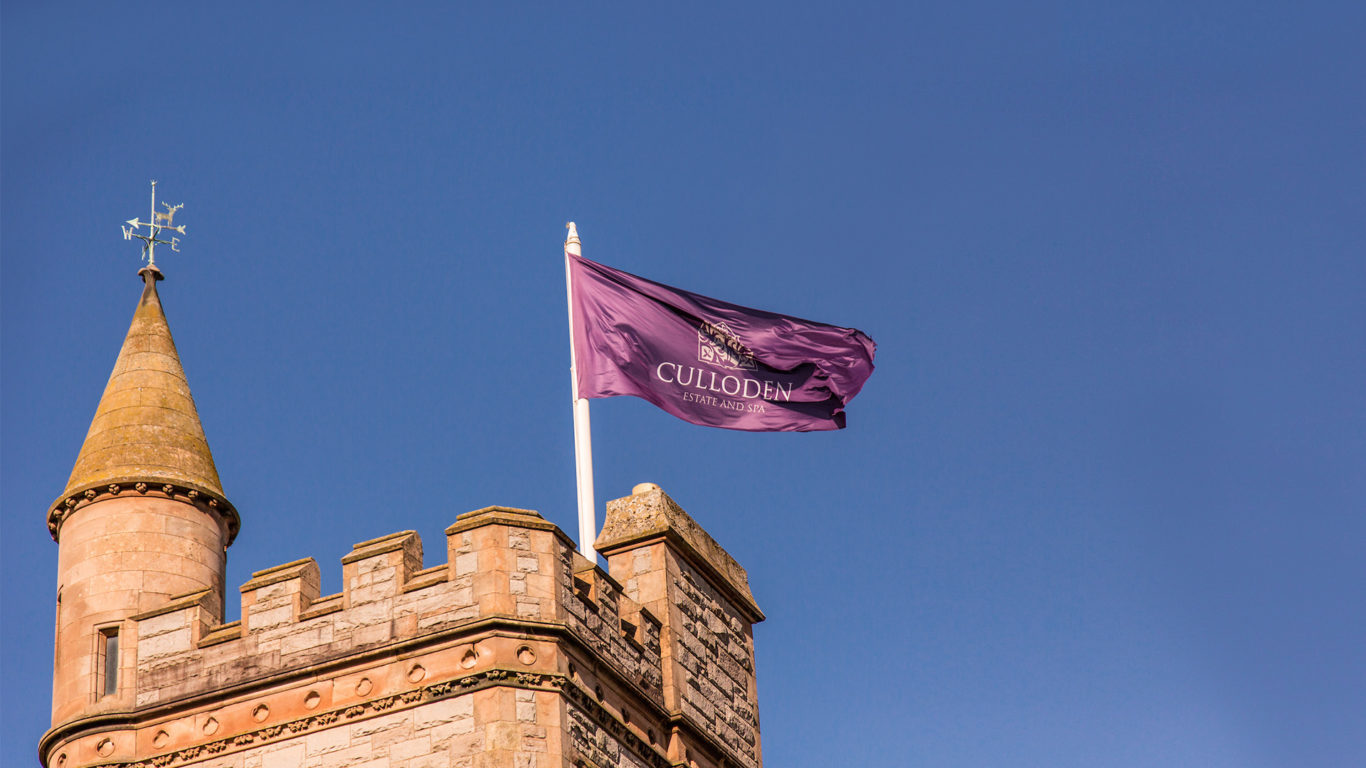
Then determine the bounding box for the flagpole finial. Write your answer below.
[565,222,581,257]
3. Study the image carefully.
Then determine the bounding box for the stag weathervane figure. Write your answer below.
[122,180,185,269]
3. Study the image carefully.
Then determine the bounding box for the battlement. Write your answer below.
[130,506,661,708]
[44,489,762,768]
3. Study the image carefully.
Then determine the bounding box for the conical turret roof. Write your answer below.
[49,266,237,540]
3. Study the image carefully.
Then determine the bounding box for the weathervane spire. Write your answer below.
[122,180,185,269]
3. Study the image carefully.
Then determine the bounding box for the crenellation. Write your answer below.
[299,594,343,621]
[199,620,243,647]
[559,552,666,714]
[403,564,449,594]
[241,558,321,634]
[49,491,758,768]
[341,530,423,608]
[134,587,217,648]
[119,507,662,712]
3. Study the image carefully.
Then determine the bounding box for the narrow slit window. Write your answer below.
[53,589,62,668]
[100,628,119,697]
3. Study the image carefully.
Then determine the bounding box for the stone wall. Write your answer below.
[130,510,565,709]
[161,688,561,768]
[567,698,653,768]
[561,549,664,710]
[596,484,765,768]
[42,493,761,768]
[666,554,759,768]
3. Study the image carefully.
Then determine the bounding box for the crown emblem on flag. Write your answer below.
[697,320,757,371]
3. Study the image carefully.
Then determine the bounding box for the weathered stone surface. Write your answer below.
[46,484,759,768]
[596,484,762,623]
[601,486,765,768]
[51,267,237,539]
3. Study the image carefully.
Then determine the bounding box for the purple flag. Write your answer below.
[569,254,876,431]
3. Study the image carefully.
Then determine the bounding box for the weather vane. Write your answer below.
[122,180,185,268]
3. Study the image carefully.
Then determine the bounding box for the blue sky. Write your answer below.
[3,3,1363,766]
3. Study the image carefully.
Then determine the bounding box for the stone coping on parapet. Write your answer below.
[596,484,764,623]
[340,530,420,565]
[445,505,576,545]
[238,558,320,592]
[130,588,217,623]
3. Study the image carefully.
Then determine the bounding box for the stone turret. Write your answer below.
[46,266,238,733]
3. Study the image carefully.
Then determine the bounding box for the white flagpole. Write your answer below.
[564,222,597,559]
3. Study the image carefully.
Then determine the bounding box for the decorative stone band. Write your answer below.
[57,669,670,768]
[47,478,239,545]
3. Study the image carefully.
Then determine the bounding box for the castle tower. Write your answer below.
[46,265,239,729]
[42,264,762,768]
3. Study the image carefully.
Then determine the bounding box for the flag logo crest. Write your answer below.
[697,320,757,371]
[569,251,875,431]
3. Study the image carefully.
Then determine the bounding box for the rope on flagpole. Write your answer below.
[564,222,597,560]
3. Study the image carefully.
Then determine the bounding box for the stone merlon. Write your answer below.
[596,482,764,623]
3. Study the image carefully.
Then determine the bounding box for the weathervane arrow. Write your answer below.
[121,180,185,268]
